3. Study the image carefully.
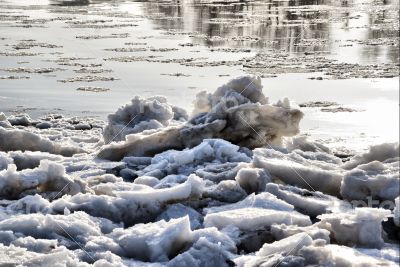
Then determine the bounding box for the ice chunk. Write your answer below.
[254,148,343,196]
[299,244,398,267]
[0,160,87,199]
[271,224,330,243]
[344,143,399,169]
[0,152,13,171]
[204,207,311,231]
[234,167,271,194]
[0,211,116,246]
[103,96,188,143]
[204,180,247,203]
[341,160,399,201]
[266,183,351,217]
[0,243,89,266]
[256,232,313,257]
[50,175,204,225]
[0,127,85,156]
[204,192,294,214]
[318,208,391,248]
[285,136,331,153]
[134,139,250,179]
[7,114,33,126]
[156,204,202,230]
[109,216,192,262]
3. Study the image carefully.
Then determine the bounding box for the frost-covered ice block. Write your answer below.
[299,244,398,267]
[253,147,343,196]
[0,160,87,199]
[0,127,85,157]
[318,208,391,248]
[109,216,192,262]
[204,207,311,231]
[98,76,303,161]
[265,183,351,217]
[341,160,399,201]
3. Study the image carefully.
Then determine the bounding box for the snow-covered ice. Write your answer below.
[0,76,398,266]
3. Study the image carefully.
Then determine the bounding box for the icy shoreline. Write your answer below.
[0,76,399,266]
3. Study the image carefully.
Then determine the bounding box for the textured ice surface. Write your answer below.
[0,77,398,266]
